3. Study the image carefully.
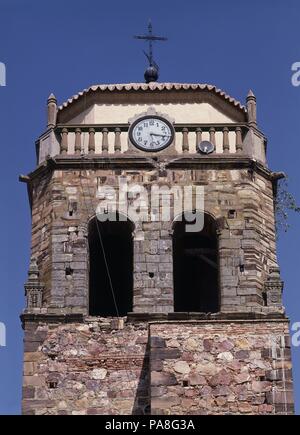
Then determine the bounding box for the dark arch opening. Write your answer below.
[88,213,134,316]
[173,212,220,313]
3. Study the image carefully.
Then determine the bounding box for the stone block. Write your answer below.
[145,255,160,263]
[151,386,167,397]
[23,376,45,387]
[266,391,294,405]
[151,396,180,409]
[174,361,190,374]
[151,371,178,387]
[158,263,173,272]
[65,296,86,307]
[22,386,35,399]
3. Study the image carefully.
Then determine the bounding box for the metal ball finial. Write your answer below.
[144,65,159,83]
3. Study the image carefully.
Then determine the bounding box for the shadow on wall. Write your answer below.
[132,339,150,415]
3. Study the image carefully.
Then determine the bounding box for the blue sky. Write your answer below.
[0,0,299,415]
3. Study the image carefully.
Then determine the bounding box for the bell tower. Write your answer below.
[20,82,294,415]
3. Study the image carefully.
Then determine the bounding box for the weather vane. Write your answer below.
[134,20,168,83]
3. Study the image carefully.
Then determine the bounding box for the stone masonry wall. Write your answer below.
[150,321,294,415]
[22,318,294,415]
[22,319,149,415]
[29,165,279,314]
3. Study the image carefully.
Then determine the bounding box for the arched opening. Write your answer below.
[88,213,134,316]
[173,212,220,313]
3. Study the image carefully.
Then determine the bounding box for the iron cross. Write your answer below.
[134,20,167,68]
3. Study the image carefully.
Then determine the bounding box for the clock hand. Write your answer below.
[150,132,171,137]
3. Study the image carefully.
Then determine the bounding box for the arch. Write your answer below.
[88,212,134,316]
[173,212,220,313]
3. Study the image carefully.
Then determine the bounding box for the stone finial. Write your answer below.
[27,256,39,280]
[48,93,56,101]
[264,266,283,307]
[246,89,257,127]
[247,89,256,99]
[47,93,57,129]
[24,256,44,309]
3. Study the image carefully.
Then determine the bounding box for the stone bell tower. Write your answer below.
[20,82,294,415]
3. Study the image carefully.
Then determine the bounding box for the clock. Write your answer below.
[129,115,174,152]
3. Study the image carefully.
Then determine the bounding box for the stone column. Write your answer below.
[75,128,81,155]
[61,128,68,155]
[218,227,242,312]
[196,127,202,148]
[88,128,95,154]
[235,127,243,153]
[114,128,121,153]
[102,128,109,153]
[182,128,189,153]
[133,221,173,314]
[223,127,230,153]
[209,127,216,146]
[50,223,88,313]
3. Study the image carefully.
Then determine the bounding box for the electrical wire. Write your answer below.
[77,94,146,410]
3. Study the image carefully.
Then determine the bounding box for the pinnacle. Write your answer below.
[247,89,256,99]
[48,93,57,102]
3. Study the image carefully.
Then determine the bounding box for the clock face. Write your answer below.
[129,116,174,152]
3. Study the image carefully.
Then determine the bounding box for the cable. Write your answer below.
[78,94,145,410]
[79,168,120,318]
[80,92,120,318]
